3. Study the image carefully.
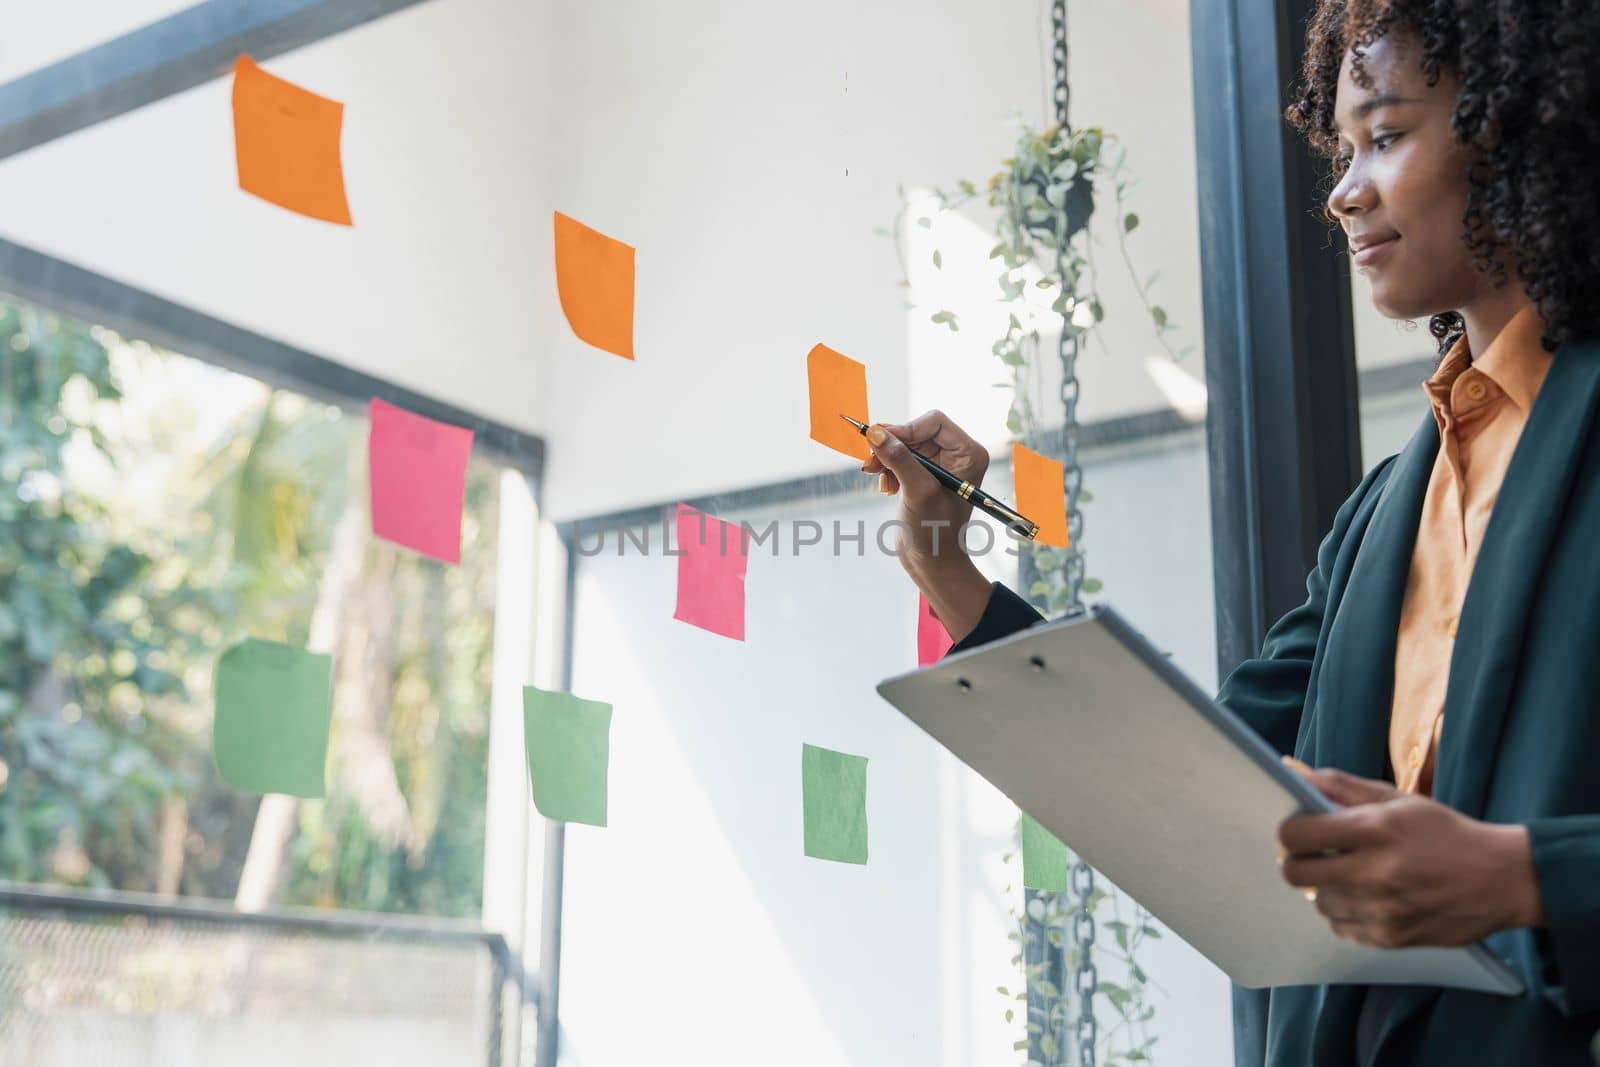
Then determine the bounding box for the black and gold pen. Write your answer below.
[841,414,1040,541]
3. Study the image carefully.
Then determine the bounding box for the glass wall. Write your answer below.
[0,295,506,918]
[556,418,1230,1067]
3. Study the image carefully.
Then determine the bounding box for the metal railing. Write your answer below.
[0,881,531,1067]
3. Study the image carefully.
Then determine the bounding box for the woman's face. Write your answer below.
[1326,33,1489,319]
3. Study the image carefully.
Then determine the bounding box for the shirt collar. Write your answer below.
[1424,304,1553,415]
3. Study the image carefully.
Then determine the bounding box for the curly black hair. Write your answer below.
[1286,0,1600,353]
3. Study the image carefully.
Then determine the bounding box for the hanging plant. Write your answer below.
[886,117,1188,1067]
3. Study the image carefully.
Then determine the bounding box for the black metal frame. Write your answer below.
[1190,0,1362,1063]
[0,0,438,161]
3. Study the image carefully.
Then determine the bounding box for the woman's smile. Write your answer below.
[1351,231,1400,269]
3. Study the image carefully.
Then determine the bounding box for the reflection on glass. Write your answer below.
[0,297,498,918]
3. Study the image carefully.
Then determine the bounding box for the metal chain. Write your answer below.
[1051,0,1071,134]
[1071,862,1097,1066]
[1053,1,1095,1065]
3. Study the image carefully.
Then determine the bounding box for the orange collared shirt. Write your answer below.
[1390,304,1554,794]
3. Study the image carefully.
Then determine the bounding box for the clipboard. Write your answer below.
[876,601,1523,995]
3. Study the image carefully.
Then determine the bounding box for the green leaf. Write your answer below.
[932,249,942,270]
[1082,578,1104,594]
[997,985,1011,996]
[916,216,933,229]
[872,225,890,238]
[1152,305,1169,328]
[1124,212,1140,233]
[1006,411,1023,434]
[959,179,978,196]
[989,243,1008,260]
[1004,1008,1014,1024]
[1013,1040,1030,1052]
[1077,488,1094,502]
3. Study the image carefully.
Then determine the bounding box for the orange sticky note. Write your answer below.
[917,593,954,667]
[554,211,636,359]
[672,503,749,641]
[807,344,870,461]
[1012,443,1069,547]
[231,55,352,225]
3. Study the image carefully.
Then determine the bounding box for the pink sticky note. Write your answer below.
[368,398,474,564]
[672,503,749,640]
[917,593,954,667]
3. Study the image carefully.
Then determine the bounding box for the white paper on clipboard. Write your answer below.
[876,602,1522,995]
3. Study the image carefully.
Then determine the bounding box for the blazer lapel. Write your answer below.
[1304,411,1440,777]
[1433,339,1600,817]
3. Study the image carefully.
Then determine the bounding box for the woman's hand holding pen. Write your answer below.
[862,409,995,641]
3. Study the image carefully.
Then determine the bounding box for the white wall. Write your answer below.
[0,0,195,82]
[538,0,1206,520]
[0,0,1210,523]
[0,0,555,446]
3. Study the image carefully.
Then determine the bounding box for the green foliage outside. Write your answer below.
[0,298,496,917]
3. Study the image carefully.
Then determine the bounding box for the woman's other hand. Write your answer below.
[1277,764,1544,948]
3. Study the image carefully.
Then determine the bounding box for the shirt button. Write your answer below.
[1407,745,1424,770]
[1465,380,1488,401]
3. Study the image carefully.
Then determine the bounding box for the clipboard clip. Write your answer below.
[956,654,1047,693]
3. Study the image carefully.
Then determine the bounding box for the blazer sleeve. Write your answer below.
[1524,816,1600,1017]
[944,581,1047,655]
[1214,456,1398,756]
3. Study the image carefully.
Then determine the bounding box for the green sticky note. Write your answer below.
[213,637,332,798]
[523,686,612,827]
[802,743,868,865]
[1021,812,1068,891]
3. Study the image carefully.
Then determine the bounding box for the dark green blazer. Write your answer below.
[950,338,1600,1064]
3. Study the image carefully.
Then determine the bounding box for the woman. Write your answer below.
[864,1,1600,1063]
